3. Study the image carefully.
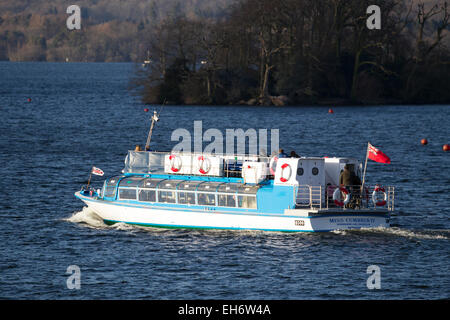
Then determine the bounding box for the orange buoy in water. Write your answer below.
[443,144,449,152]
[328,108,334,114]
[421,139,428,145]
[144,108,149,112]
[27,98,32,102]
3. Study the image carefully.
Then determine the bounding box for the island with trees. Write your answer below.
[1,0,449,105]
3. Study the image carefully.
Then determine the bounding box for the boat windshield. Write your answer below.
[123,151,165,174]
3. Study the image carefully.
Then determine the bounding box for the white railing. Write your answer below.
[295,185,323,210]
[296,184,395,211]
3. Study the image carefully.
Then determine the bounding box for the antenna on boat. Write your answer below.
[145,99,166,151]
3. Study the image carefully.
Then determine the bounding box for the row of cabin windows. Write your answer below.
[114,188,257,209]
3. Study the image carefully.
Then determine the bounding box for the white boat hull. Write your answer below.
[75,192,389,232]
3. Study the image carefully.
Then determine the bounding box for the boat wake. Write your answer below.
[66,207,449,240]
[65,207,169,233]
[332,226,449,240]
[65,206,107,229]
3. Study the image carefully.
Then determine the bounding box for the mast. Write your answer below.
[145,110,159,151]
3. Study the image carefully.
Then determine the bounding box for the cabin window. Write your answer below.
[312,167,319,175]
[119,188,137,200]
[197,182,222,192]
[161,180,183,190]
[218,183,240,193]
[106,176,123,187]
[178,180,203,191]
[139,189,156,202]
[218,194,236,207]
[178,191,196,205]
[104,176,122,198]
[119,177,142,187]
[104,186,116,198]
[158,190,176,203]
[217,183,239,208]
[197,193,216,206]
[238,195,257,209]
[297,168,304,176]
[139,178,164,189]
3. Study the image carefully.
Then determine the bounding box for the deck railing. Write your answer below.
[295,184,395,211]
[296,185,323,210]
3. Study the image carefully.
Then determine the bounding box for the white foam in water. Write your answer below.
[332,227,449,240]
[66,208,163,233]
[65,206,107,228]
[65,209,449,240]
[113,222,138,231]
[377,227,449,240]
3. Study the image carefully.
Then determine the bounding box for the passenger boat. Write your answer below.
[75,149,395,233]
[75,111,394,232]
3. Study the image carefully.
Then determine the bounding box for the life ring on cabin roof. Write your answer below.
[333,187,351,207]
[269,156,278,175]
[279,163,292,182]
[169,154,182,173]
[198,156,211,175]
[372,186,387,206]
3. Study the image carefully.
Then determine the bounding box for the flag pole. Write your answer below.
[87,166,93,188]
[361,142,369,194]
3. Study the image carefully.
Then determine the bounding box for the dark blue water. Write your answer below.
[0,62,449,299]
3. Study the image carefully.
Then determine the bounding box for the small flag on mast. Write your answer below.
[368,143,391,164]
[91,167,104,176]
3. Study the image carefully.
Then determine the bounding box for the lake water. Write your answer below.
[0,62,449,299]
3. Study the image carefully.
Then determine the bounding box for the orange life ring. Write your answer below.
[372,186,387,206]
[169,154,181,172]
[279,163,292,182]
[333,187,350,207]
[198,156,211,175]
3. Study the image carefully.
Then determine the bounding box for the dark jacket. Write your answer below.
[340,169,361,186]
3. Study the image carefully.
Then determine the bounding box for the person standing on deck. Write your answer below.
[278,148,288,158]
[339,164,361,208]
[340,164,354,187]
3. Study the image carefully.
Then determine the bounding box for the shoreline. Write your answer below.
[1,61,448,106]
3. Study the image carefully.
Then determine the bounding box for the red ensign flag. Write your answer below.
[91,167,104,176]
[368,143,391,164]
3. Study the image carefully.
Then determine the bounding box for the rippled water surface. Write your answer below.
[0,62,449,299]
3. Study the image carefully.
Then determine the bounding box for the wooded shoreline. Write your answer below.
[2,0,449,105]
